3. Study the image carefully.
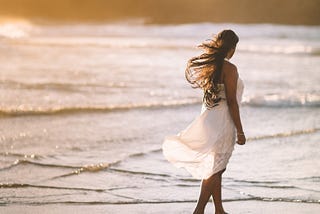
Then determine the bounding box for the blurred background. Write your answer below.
[0,0,319,24]
[0,1,319,213]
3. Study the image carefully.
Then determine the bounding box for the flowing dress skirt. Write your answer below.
[162,78,244,179]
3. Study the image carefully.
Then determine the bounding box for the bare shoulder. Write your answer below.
[223,61,238,80]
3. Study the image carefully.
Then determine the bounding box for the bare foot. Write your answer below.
[215,211,229,214]
[193,207,204,214]
[215,209,229,214]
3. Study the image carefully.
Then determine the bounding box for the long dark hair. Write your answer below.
[185,29,239,108]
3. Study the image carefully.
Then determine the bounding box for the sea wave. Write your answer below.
[0,79,129,91]
[246,128,320,141]
[238,44,320,56]
[0,99,201,117]
[2,21,320,56]
[1,93,319,117]
[9,36,320,56]
[0,20,32,39]
[2,21,320,39]
[2,125,317,174]
[243,93,320,108]
[0,183,106,192]
[0,158,116,178]
[0,187,318,205]
[10,36,195,50]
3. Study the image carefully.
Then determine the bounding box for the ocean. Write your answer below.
[0,20,319,213]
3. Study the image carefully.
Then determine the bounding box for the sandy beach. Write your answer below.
[1,201,319,214]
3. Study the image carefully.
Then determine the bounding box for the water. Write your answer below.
[0,20,320,211]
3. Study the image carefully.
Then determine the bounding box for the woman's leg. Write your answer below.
[193,176,215,214]
[211,169,226,214]
[193,169,225,214]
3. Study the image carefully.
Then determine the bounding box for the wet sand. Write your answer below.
[1,201,319,214]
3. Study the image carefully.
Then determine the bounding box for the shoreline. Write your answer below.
[1,201,319,213]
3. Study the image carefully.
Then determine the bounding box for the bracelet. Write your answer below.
[237,132,245,136]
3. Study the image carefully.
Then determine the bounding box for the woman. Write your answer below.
[162,29,246,214]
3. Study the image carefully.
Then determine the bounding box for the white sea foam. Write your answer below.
[0,20,32,39]
[1,93,319,117]
[243,93,320,108]
[1,21,319,56]
[238,44,320,55]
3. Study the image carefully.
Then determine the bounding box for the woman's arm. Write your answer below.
[223,63,246,145]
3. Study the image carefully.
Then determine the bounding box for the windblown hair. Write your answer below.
[185,29,239,108]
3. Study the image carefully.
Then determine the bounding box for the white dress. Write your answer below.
[162,77,244,179]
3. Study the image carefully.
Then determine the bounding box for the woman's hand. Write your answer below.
[236,133,246,145]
